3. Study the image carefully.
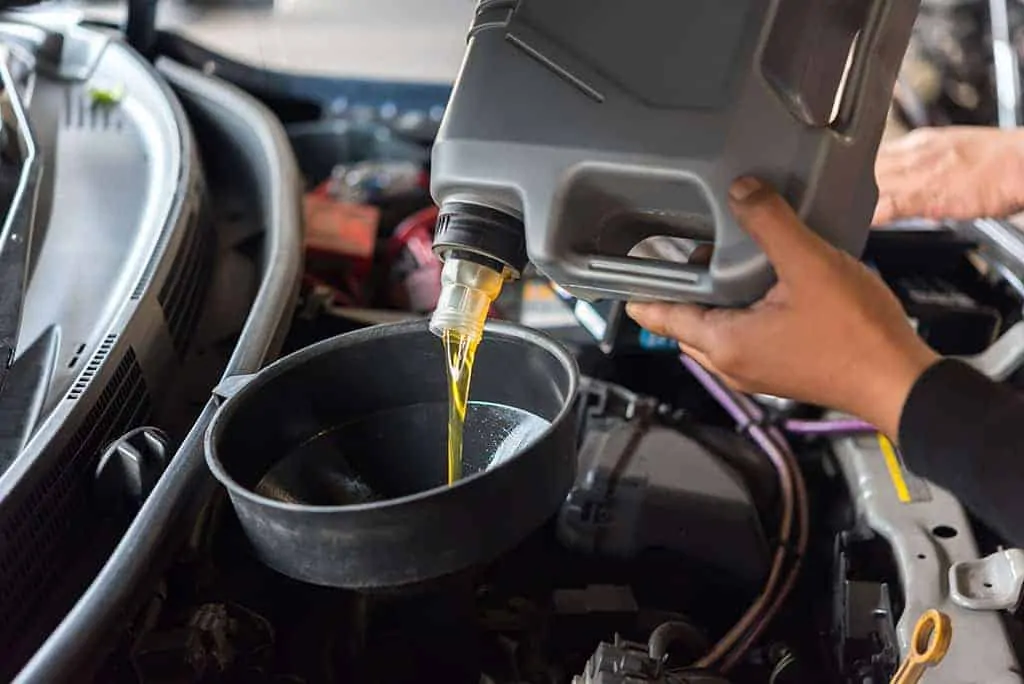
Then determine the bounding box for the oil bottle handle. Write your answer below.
[564,248,771,307]
[585,255,711,292]
[831,0,917,139]
[539,0,919,306]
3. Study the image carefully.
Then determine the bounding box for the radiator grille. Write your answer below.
[67,334,117,401]
[0,349,151,646]
[159,206,213,356]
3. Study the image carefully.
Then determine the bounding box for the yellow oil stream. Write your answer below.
[432,258,506,486]
[442,328,479,485]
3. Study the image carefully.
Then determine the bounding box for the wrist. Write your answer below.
[853,340,939,439]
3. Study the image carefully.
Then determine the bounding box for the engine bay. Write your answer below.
[89,223,1024,684]
[5,2,1024,683]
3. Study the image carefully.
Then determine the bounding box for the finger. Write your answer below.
[728,177,830,277]
[875,153,921,184]
[875,157,935,225]
[884,127,939,153]
[625,301,715,351]
[880,184,953,222]
[678,342,715,371]
[875,142,928,169]
[875,188,935,224]
[872,194,896,226]
[688,243,714,266]
[877,137,919,158]
[679,342,746,392]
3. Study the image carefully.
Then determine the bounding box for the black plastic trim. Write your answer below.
[14,58,303,683]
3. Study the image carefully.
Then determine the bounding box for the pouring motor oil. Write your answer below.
[428,0,920,483]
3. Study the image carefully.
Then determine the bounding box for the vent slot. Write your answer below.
[0,350,151,648]
[132,186,203,301]
[62,88,126,132]
[67,334,117,401]
[158,206,213,357]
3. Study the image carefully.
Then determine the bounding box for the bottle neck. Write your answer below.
[429,257,506,341]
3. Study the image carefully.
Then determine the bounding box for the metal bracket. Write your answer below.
[832,434,1022,683]
[578,377,655,423]
[963,319,1024,381]
[950,548,1024,612]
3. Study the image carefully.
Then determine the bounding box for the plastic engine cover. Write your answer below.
[558,398,770,586]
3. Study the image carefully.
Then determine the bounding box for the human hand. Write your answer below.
[873,126,1024,225]
[627,178,939,438]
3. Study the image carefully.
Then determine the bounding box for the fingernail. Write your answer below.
[625,302,653,321]
[729,176,762,202]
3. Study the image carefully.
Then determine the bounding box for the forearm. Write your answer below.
[898,359,1024,547]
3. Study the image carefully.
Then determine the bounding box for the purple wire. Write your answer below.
[783,418,876,435]
[679,355,804,670]
[677,355,812,670]
[675,365,874,436]
[679,356,753,426]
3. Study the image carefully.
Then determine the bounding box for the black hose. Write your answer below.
[649,620,709,662]
[126,0,159,60]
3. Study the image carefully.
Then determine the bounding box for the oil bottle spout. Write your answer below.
[429,201,527,341]
[429,256,506,342]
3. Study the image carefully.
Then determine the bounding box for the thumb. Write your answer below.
[728,177,831,278]
[625,301,715,351]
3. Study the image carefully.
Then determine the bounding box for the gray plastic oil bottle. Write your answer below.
[429,0,921,307]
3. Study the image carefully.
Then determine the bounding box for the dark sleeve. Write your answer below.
[899,358,1024,547]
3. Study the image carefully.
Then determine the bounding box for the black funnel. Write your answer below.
[205,320,579,590]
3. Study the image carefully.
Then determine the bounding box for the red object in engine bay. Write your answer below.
[303,190,379,274]
[386,206,442,312]
[302,183,381,305]
[384,205,503,317]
